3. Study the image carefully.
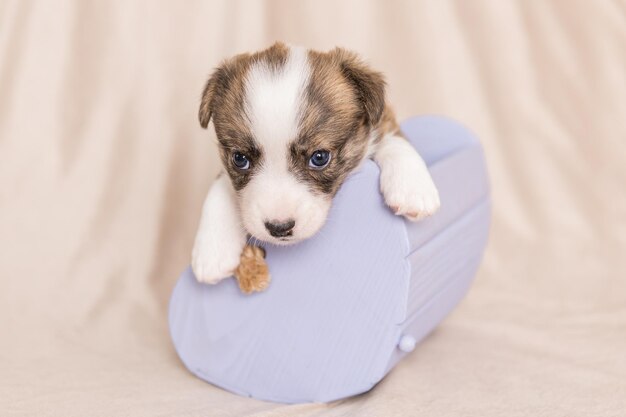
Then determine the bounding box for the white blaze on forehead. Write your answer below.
[243,47,310,159]
[239,46,324,242]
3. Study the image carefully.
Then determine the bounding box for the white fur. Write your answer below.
[239,46,330,244]
[244,46,310,153]
[192,174,247,283]
[373,134,440,221]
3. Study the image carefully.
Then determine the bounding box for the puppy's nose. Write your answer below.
[264,219,295,237]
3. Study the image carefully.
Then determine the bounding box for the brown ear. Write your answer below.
[199,53,251,129]
[333,48,386,125]
[199,71,218,129]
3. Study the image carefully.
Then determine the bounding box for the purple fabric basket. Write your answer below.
[169,115,491,403]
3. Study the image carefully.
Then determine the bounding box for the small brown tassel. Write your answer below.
[235,245,271,294]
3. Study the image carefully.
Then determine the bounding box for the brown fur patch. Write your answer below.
[286,48,389,196]
[375,104,403,142]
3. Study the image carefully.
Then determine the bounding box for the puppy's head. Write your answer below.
[199,43,385,245]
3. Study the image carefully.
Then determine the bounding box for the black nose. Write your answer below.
[264,219,295,237]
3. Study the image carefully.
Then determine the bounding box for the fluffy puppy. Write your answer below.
[192,42,440,289]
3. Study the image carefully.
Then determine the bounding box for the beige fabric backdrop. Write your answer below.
[1,1,625,416]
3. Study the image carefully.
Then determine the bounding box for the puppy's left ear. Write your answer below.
[333,48,386,126]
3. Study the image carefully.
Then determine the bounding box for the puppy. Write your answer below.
[192,42,440,288]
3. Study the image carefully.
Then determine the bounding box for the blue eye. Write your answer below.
[308,150,331,169]
[232,152,250,170]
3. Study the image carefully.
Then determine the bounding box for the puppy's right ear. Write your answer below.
[199,53,251,129]
[199,71,218,129]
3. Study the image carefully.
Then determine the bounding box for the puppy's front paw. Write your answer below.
[192,237,242,284]
[381,166,441,222]
[235,245,270,294]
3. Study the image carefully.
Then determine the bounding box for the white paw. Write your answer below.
[191,236,242,284]
[380,165,441,222]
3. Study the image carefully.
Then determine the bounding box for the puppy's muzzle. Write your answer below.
[264,220,295,238]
